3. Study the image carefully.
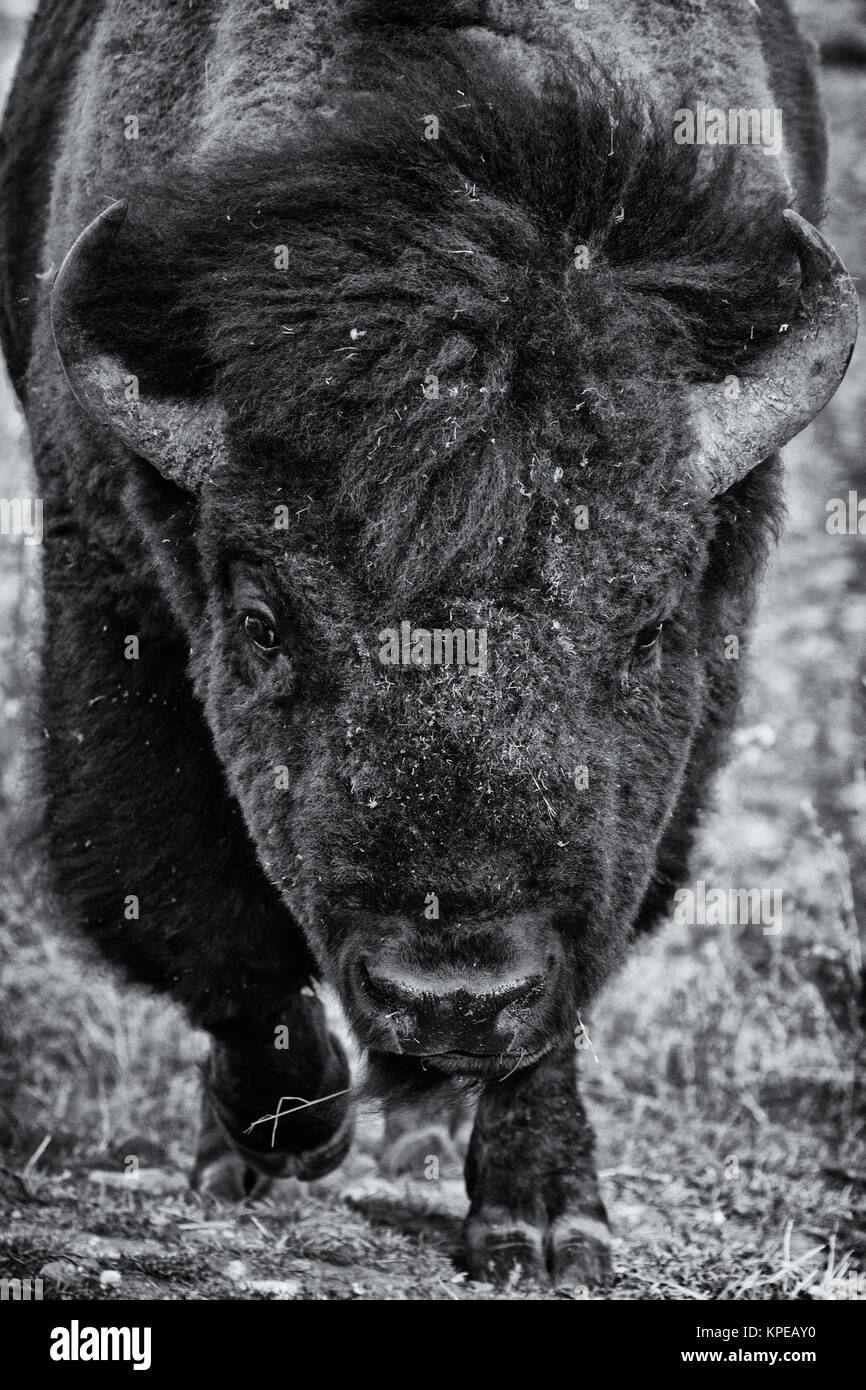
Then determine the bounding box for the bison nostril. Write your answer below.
[358,961,410,1012]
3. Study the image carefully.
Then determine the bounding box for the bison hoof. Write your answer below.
[379,1124,462,1178]
[191,1151,277,1203]
[190,1040,355,1200]
[294,1106,355,1181]
[191,1107,354,1199]
[464,1207,613,1289]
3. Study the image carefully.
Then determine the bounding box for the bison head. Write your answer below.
[50,52,858,1086]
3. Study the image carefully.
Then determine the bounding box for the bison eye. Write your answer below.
[632,620,664,665]
[242,611,281,654]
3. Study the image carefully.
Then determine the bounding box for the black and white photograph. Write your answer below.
[0,0,864,1340]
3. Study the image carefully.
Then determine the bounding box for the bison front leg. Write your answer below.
[464,1048,612,1289]
[192,993,353,1200]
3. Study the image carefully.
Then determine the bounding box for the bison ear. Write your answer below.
[689,211,859,497]
[51,201,227,493]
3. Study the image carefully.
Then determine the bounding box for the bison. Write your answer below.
[0,0,857,1287]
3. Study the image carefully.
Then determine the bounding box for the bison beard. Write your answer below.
[0,6,857,1289]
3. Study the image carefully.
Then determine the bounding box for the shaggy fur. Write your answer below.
[0,0,99,395]
[81,40,799,604]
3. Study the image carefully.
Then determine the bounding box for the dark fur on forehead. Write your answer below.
[83,35,798,597]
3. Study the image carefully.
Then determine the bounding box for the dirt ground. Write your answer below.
[0,1,864,1301]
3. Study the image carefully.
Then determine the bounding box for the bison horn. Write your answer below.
[689,210,859,496]
[51,200,226,492]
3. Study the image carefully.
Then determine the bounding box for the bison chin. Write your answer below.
[361,1048,555,1105]
[362,1052,477,1105]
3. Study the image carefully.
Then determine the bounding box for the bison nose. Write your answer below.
[362,961,545,1018]
[356,952,550,1059]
